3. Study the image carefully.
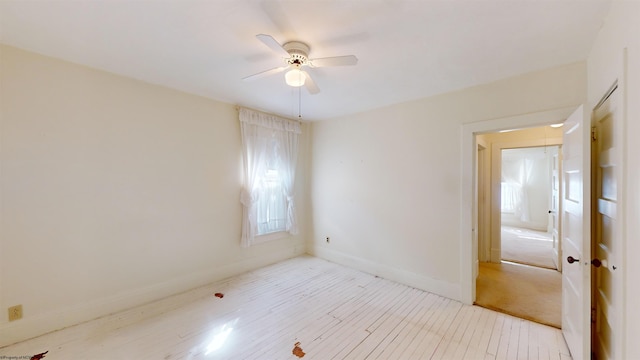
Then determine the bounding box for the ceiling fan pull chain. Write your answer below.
[298,87,302,118]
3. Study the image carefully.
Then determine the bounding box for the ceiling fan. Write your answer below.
[243,34,358,94]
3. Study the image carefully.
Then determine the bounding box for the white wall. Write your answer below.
[0,45,310,346]
[309,62,586,301]
[586,1,640,358]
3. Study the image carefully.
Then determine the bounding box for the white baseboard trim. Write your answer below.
[491,248,502,263]
[0,248,305,348]
[310,246,460,302]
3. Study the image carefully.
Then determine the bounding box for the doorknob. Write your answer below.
[592,258,609,268]
[567,256,580,264]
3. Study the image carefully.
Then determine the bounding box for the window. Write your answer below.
[256,156,286,235]
[238,108,300,247]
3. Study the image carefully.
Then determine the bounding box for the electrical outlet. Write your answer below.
[325,236,330,243]
[8,305,23,321]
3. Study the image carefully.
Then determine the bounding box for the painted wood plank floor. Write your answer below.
[0,256,571,360]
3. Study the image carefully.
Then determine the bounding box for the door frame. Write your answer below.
[489,140,562,264]
[476,143,487,268]
[460,106,577,304]
[623,45,639,360]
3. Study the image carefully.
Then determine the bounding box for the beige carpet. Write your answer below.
[475,261,561,328]
[501,226,556,269]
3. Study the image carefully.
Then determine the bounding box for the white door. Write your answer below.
[592,86,622,360]
[561,105,591,360]
[551,147,562,271]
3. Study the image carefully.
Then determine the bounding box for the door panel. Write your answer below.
[561,105,590,360]
[592,87,621,360]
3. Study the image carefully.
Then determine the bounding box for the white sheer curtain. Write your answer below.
[238,108,301,247]
[502,158,533,222]
[277,128,299,235]
[502,151,535,222]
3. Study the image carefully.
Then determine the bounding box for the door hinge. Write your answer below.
[591,127,597,142]
[591,307,597,323]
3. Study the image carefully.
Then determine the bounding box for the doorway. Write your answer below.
[474,126,564,328]
[500,145,559,270]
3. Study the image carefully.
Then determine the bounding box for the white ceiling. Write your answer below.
[0,0,611,121]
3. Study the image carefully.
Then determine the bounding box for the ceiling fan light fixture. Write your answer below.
[285,68,306,87]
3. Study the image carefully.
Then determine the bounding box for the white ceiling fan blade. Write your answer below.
[242,66,287,81]
[302,71,320,94]
[260,2,295,39]
[309,55,358,68]
[256,34,290,58]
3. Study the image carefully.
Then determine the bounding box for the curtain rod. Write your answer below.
[235,105,302,123]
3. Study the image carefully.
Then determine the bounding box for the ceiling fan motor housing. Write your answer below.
[283,41,309,66]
